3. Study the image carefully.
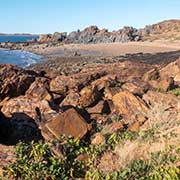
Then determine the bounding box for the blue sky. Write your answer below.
[0,0,180,34]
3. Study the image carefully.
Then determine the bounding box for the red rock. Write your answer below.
[79,85,100,107]
[44,108,91,139]
[87,100,110,114]
[160,59,180,79]
[0,64,36,100]
[60,90,80,107]
[122,78,149,96]
[112,91,148,123]
[26,77,51,100]
[142,68,159,82]
[1,96,56,119]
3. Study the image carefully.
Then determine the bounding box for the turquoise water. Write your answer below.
[0,49,44,67]
[0,35,39,43]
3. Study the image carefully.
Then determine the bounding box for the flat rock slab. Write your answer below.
[45,108,91,139]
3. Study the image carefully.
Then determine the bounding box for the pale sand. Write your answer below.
[32,41,180,57]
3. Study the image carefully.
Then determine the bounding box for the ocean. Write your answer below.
[0,35,39,43]
[0,35,43,67]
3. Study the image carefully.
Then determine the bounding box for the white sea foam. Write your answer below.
[0,49,44,67]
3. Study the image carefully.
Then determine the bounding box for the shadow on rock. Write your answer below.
[0,111,43,145]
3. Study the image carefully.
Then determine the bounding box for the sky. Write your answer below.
[0,0,180,34]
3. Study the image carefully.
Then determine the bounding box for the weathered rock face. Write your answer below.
[79,85,100,107]
[160,59,180,80]
[1,96,56,120]
[62,25,140,44]
[26,77,51,100]
[112,91,149,123]
[42,108,91,140]
[0,64,36,101]
[122,78,150,96]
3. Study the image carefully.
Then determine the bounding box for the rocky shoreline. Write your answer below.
[1,53,180,177]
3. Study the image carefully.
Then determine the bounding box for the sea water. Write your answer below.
[0,49,44,67]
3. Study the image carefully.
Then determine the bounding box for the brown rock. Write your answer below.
[50,75,69,95]
[91,74,117,91]
[44,108,91,139]
[104,86,122,100]
[128,121,140,132]
[90,114,107,123]
[60,90,80,107]
[87,100,110,114]
[142,68,159,82]
[0,145,15,176]
[79,85,100,107]
[0,64,36,101]
[101,121,124,134]
[1,96,56,120]
[122,78,149,96]
[157,76,175,91]
[91,133,105,145]
[160,59,180,79]
[112,91,148,123]
[143,90,179,109]
[26,77,51,100]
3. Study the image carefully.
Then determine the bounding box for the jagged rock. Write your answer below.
[50,75,70,95]
[157,76,175,91]
[160,59,180,79]
[143,90,179,109]
[1,96,57,120]
[0,64,36,101]
[87,100,110,114]
[142,68,159,82]
[42,108,91,140]
[26,77,51,100]
[112,91,149,123]
[60,90,80,107]
[122,78,150,96]
[79,85,100,107]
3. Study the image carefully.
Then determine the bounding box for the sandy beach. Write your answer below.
[26,41,180,57]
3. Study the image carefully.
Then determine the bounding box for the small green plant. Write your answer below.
[155,87,165,93]
[173,88,180,96]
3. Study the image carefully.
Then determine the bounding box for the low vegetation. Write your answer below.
[2,127,180,180]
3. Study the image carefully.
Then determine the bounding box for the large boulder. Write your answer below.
[41,108,91,140]
[112,91,149,123]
